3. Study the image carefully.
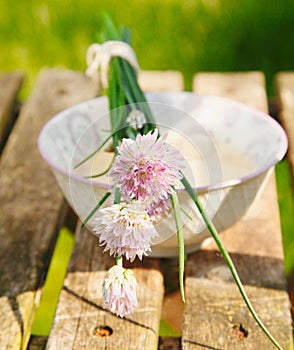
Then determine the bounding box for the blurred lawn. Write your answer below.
[276,160,294,276]
[31,228,74,335]
[1,0,293,337]
[1,0,294,96]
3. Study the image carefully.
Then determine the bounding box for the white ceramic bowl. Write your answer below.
[38,92,288,257]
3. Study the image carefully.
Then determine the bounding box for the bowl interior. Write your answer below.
[38,92,288,191]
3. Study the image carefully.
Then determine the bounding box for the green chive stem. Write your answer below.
[81,191,111,228]
[171,192,186,303]
[181,173,283,350]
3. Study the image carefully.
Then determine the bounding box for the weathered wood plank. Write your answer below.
[275,72,294,181]
[275,71,294,344]
[0,71,24,151]
[193,71,268,111]
[46,71,184,349]
[139,70,184,91]
[46,228,164,350]
[182,72,293,349]
[0,69,98,349]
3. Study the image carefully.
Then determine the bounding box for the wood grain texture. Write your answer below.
[45,70,186,350]
[0,71,24,150]
[0,69,98,349]
[182,72,293,350]
[46,228,164,350]
[275,72,294,180]
[183,280,291,350]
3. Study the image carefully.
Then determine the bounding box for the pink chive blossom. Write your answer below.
[93,201,158,261]
[109,129,184,221]
[102,265,138,317]
[146,197,172,223]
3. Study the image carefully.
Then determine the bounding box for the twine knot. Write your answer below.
[86,40,140,89]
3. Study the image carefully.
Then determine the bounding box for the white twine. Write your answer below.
[86,40,140,89]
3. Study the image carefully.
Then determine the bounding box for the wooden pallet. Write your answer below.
[0,69,293,349]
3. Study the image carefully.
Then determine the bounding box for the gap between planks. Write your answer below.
[0,71,24,151]
[275,72,294,184]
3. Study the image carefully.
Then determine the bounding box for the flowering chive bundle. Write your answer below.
[80,14,283,349]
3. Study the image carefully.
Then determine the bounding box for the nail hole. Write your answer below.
[231,324,248,339]
[56,88,68,96]
[93,325,113,338]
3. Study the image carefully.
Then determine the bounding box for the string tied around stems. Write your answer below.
[86,41,140,89]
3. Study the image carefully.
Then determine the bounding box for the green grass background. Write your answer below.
[1,0,294,95]
[1,0,293,337]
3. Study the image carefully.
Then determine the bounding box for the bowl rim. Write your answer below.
[38,91,288,192]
